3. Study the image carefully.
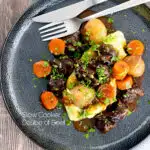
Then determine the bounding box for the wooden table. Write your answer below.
[0,0,42,149]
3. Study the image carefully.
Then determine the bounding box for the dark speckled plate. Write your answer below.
[1,0,150,150]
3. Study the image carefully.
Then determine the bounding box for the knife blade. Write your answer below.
[32,0,107,23]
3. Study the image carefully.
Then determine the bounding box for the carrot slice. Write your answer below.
[41,91,58,110]
[112,60,129,80]
[117,75,133,90]
[127,40,144,56]
[98,84,115,100]
[48,38,66,55]
[33,60,51,78]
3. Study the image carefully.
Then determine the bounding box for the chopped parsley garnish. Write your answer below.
[123,94,129,98]
[65,120,72,126]
[107,17,114,23]
[96,67,108,84]
[104,98,110,105]
[142,29,145,32]
[68,82,75,89]
[148,100,150,105]
[88,128,95,133]
[96,91,103,98]
[28,58,33,62]
[51,66,65,80]
[43,61,49,67]
[111,56,119,62]
[84,133,89,139]
[68,46,75,51]
[73,51,81,58]
[33,85,37,88]
[84,128,95,139]
[57,102,63,109]
[81,79,92,87]
[127,110,132,116]
[73,41,82,47]
[91,44,100,51]
[113,97,117,102]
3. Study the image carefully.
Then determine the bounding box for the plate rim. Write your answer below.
[1,0,150,149]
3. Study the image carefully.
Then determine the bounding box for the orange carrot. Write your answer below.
[98,84,115,100]
[117,75,133,90]
[41,91,58,110]
[112,60,129,80]
[127,40,144,56]
[48,38,66,55]
[33,60,51,78]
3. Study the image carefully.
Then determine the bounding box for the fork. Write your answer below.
[40,0,150,41]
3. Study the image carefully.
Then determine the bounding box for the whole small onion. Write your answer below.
[124,56,145,77]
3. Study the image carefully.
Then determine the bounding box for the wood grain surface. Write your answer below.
[0,0,42,149]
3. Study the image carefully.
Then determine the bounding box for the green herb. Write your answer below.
[137,99,140,104]
[68,83,75,89]
[91,44,100,51]
[57,102,63,109]
[81,79,92,87]
[59,55,68,59]
[51,66,65,80]
[85,31,90,36]
[88,128,95,133]
[131,31,137,34]
[113,97,117,102]
[68,46,75,51]
[123,94,129,98]
[142,28,145,32]
[62,112,67,120]
[55,47,59,51]
[127,110,132,116]
[107,17,114,23]
[65,120,72,126]
[148,100,150,105]
[28,58,33,62]
[43,61,49,67]
[33,85,37,88]
[84,133,89,139]
[73,51,81,58]
[104,98,110,105]
[96,91,103,98]
[73,41,82,47]
[111,56,119,62]
[96,67,108,84]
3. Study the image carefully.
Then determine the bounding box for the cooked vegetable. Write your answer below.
[124,56,145,77]
[117,75,133,90]
[48,38,66,55]
[112,60,129,80]
[81,48,97,65]
[33,60,51,78]
[103,31,127,59]
[81,18,107,43]
[41,91,58,110]
[63,84,96,108]
[66,72,78,89]
[127,40,144,56]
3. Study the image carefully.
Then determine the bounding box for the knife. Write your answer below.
[32,0,107,23]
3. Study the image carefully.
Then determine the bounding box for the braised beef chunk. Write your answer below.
[95,115,116,133]
[95,101,128,133]
[48,78,65,94]
[98,44,118,66]
[121,88,144,104]
[133,76,144,88]
[51,58,74,76]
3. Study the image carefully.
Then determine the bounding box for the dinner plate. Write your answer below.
[1,0,150,149]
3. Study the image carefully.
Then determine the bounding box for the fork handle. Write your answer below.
[81,0,150,22]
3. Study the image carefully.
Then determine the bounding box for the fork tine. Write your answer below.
[41,28,67,38]
[39,21,64,31]
[40,24,65,34]
[42,32,68,41]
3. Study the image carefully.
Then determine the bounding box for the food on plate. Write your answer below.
[81,18,107,43]
[41,91,58,110]
[48,38,66,55]
[116,75,133,90]
[33,60,51,78]
[127,40,144,55]
[33,16,145,137]
[124,56,145,77]
[112,60,129,80]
